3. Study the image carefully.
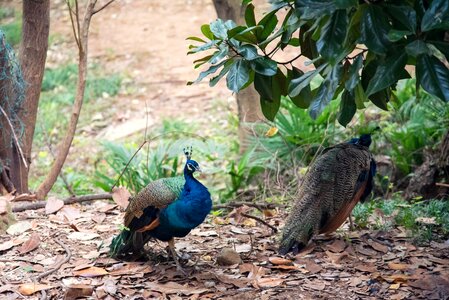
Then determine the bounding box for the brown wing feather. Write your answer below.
[124,179,178,227]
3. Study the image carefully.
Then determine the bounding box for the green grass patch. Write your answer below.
[353,196,449,244]
[0,7,21,46]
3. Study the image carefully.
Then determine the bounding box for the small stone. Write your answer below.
[216,248,241,266]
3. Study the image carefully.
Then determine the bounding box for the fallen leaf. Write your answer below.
[64,284,93,300]
[92,213,106,224]
[73,266,108,277]
[214,274,247,288]
[112,187,131,209]
[303,281,326,291]
[385,274,410,283]
[0,196,12,214]
[255,277,284,288]
[67,231,99,241]
[268,257,292,266]
[101,279,117,295]
[18,283,53,296]
[59,206,81,221]
[415,217,436,225]
[45,197,64,214]
[326,239,347,253]
[6,221,31,235]
[304,259,322,274]
[98,203,118,213]
[387,262,411,271]
[190,229,218,237]
[145,282,208,295]
[235,244,251,253]
[389,283,401,289]
[367,239,389,253]
[265,126,278,137]
[0,238,23,251]
[354,263,377,273]
[108,263,153,276]
[18,233,40,254]
[325,250,348,264]
[270,265,299,271]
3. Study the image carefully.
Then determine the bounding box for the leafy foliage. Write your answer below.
[188,0,449,124]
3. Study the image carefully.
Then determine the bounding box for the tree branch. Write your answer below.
[0,105,28,169]
[93,0,115,15]
[12,193,113,212]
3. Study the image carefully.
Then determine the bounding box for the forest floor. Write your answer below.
[1,0,449,299]
[0,202,448,299]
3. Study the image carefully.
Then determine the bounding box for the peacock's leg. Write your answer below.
[167,238,186,274]
[348,215,355,231]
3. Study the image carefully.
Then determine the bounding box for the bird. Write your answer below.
[279,133,376,255]
[109,147,212,271]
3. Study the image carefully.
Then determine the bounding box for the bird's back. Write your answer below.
[279,143,374,254]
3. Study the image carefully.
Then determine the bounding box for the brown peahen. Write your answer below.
[109,148,212,271]
[279,134,376,255]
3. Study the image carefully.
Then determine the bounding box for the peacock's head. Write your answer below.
[356,134,372,147]
[185,159,201,174]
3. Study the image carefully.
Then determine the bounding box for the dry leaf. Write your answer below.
[190,229,218,237]
[387,262,411,270]
[326,239,347,253]
[45,197,64,214]
[0,196,12,214]
[255,277,284,288]
[303,281,326,291]
[67,231,99,241]
[18,233,40,254]
[304,259,322,274]
[265,127,278,137]
[268,257,292,266]
[108,263,153,276]
[145,282,208,295]
[64,284,94,300]
[354,263,377,273]
[235,244,251,253]
[6,221,31,235]
[112,186,131,209]
[367,239,389,253]
[415,217,436,225]
[18,283,53,296]
[73,266,108,277]
[59,206,82,221]
[98,203,117,213]
[0,238,23,251]
[214,274,247,288]
[92,213,106,224]
[389,283,401,289]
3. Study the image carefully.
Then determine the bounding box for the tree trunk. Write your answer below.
[212,0,265,151]
[16,0,50,193]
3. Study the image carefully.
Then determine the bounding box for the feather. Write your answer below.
[279,134,376,255]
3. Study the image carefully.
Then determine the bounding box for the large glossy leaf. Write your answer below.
[250,57,278,76]
[245,4,256,27]
[369,88,390,110]
[429,41,449,60]
[345,54,363,92]
[288,64,326,97]
[187,40,218,54]
[259,72,284,121]
[360,5,391,54]
[309,64,342,119]
[316,10,348,64]
[416,54,449,101]
[257,11,278,42]
[210,19,236,39]
[386,5,417,33]
[405,40,429,57]
[239,45,260,60]
[209,46,229,64]
[288,67,312,108]
[354,82,366,109]
[254,73,273,100]
[296,0,338,19]
[226,59,251,93]
[338,90,356,127]
[366,52,408,96]
[188,60,227,85]
[227,26,259,44]
[421,0,449,31]
[210,60,233,87]
[299,25,319,60]
[201,24,214,40]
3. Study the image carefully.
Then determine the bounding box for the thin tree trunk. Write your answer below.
[212,0,265,151]
[15,0,50,193]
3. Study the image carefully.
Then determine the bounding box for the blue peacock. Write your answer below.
[109,148,212,270]
[279,133,377,255]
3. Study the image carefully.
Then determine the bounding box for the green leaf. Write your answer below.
[416,54,449,101]
[227,26,259,43]
[209,46,229,64]
[258,69,286,121]
[201,24,214,40]
[187,40,218,54]
[239,44,260,60]
[245,4,256,27]
[186,36,207,43]
[254,73,273,100]
[288,67,312,108]
[369,88,390,110]
[260,97,280,121]
[366,52,408,96]
[405,40,429,57]
[193,54,213,68]
[345,54,363,92]
[210,19,236,39]
[317,10,348,64]
[210,60,233,87]
[338,90,356,127]
[188,60,227,85]
[296,0,338,19]
[299,25,319,60]
[421,0,449,31]
[360,5,392,54]
[250,57,277,76]
[288,63,326,97]
[386,5,417,33]
[335,0,357,9]
[226,59,251,93]
[257,11,278,42]
[309,64,342,119]
[354,83,366,109]
[387,29,412,42]
[429,41,449,60]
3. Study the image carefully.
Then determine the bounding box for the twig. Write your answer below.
[275,53,303,65]
[92,0,115,15]
[241,212,278,233]
[0,105,28,169]
[241,234,254,260]
[12,193,113,212]
[35,237,71,280]
[436,182,449,188]
[213,201,283,212]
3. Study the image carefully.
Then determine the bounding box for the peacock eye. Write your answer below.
[187,164,193,171]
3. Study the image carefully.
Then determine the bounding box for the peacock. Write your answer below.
[279,133,376,255]
[109,148,212,271]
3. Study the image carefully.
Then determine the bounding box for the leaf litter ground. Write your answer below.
[1,201,448,299]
